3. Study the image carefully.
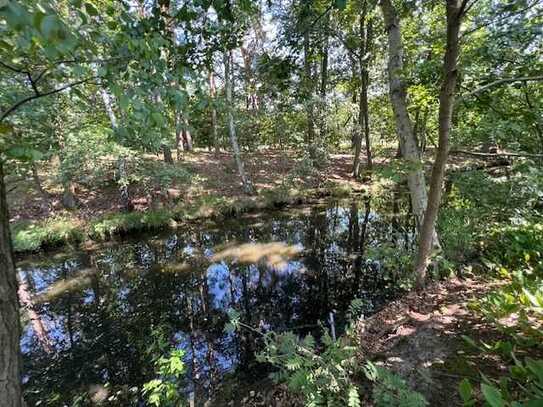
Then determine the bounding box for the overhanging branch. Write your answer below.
[0,77,95,123]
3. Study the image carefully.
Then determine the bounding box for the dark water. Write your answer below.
[18,197,415,405]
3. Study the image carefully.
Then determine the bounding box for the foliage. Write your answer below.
[256,328,362,407]
[142,330,186,407]
[458,217,543,406]
[458,358,543,407]
[364,362,428,407]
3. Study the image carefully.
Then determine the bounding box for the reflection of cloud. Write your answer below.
[211,242,301,270]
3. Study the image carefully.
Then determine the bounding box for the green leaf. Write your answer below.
[481,384,504,407]
[40,14,59,39]
[334,0,347,10]
[347,386,360,407]
[84,2,98,17]
[458,378,473,403]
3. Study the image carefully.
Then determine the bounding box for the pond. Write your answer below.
[18,195,416,405]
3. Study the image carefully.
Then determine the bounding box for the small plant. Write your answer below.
[142,330,187,407]
[364,362,428,407]
[458,358,543,406]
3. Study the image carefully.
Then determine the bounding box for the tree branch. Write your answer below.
[0,61,30,75]
[0,77,95,123]
[461,0,541,38]
[459,75,543,101]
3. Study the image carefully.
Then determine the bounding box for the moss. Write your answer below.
[89,210,173,240]
[12,217,83,253]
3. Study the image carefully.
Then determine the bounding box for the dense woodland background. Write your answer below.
[1,0,542,405]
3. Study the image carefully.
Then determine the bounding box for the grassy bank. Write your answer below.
[11,182,358,254]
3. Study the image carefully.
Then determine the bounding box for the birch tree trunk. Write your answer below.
[99,88,132,211]
[414,0,464,287]
[224,50,253,195]
[0,161,24,407]
[380,0,429,230]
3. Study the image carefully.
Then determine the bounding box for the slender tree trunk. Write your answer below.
[61,179,77,210]
[162,144,174,164]
[209,71,220,156]
[224,50,253,195]
[182,116,193,151]
[31,163,49,201]
[354,4,373,176]
[117,156,131,212]
[100,88,118,129]
[380,0,429,230]
[99,88,133,209]
[0,161,24,406]
[303,30,316,146]
[319,13,329,141]
[175,113,184,160]
[363,17,373,171]
[414,0,464,287]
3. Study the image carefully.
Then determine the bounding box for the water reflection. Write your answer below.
[19,197,415,405]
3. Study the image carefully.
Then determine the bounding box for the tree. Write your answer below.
[379,0,429,230]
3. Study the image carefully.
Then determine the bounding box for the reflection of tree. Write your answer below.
[21,198,414,404]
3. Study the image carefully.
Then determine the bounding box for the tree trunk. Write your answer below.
[380,0,428,230]
[303,29,316,146]
[31,163,49,202]
[414,0,464,287]
[363,15,373,171]
[100,88,118,129]
[319,13,329,141]
[182,116,193,151]
[0,161,24,406]
[209,71,220,156]
[162,144,174,164]
[117,156,131,212]
[354,4,373,177]
[175,113,184,160]
[224,50,253,195]
[62,180,77,210]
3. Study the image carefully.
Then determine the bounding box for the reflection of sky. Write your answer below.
[19,199,415,402]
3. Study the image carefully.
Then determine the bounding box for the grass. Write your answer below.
[11,183,361,254]
[12,216,84,252]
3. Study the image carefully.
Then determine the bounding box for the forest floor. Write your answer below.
[8,150,364,223]
[355,275,506,406]
[220,275,511,407]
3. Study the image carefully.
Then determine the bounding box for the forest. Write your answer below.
[0,0,542,405]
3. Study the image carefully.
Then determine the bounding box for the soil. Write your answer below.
[355,275,507,406]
